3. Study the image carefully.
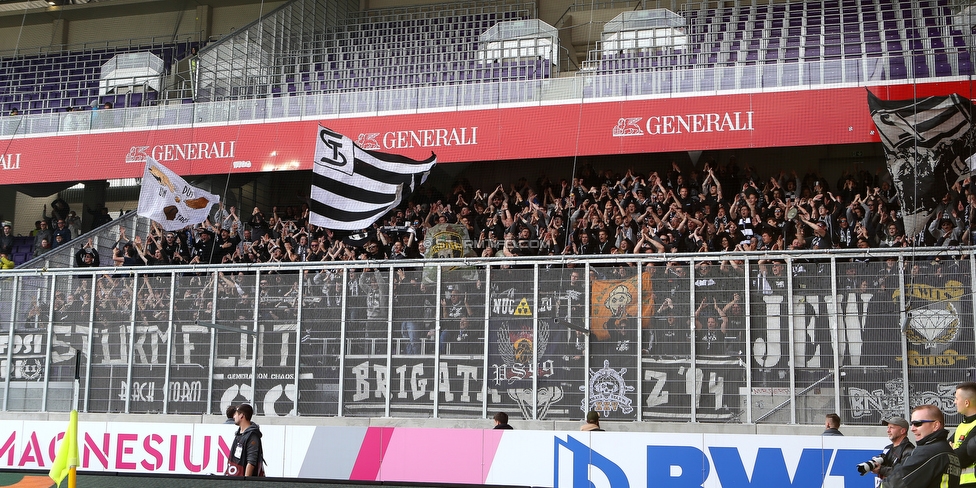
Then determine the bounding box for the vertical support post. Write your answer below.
[689,261,697,423]
[385,266,394,418]
[83,273,96,413]
[124,274,138,414]
[293,270,304,416]
[250,270,260,409]
[482,264,491,420]
[583,262,591,415]
[337,268,348,417]
[785,257,797,425]
[532,264,539,420]
[744,259,753,424]
[206,271,218,414]
[899,255,910,417]
[41,276,56,411]
[162,272,176,414]
[433,265,442,418]
[3,276,20,412]
[830,257,842,416]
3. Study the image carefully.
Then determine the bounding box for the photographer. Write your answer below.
[859,417,914,480]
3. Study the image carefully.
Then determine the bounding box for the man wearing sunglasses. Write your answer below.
[884,405,960,488]
[953,382,976,487]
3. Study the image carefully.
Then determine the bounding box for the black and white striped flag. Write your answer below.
[310,126,437,230]
[868,91,976,237]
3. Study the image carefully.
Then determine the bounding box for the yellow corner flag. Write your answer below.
[48,410,78,487]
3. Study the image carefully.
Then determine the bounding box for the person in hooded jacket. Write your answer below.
[227,403,264,477]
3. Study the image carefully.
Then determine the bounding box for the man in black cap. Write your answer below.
[868,417,914,481]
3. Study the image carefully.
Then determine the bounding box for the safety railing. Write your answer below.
[0,248,968,426]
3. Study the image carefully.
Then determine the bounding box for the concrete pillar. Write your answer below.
[195,5,212,42]
[80,180,108,232]
[51,18,68,47]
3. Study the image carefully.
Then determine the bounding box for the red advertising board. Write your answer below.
[0,81,971,185]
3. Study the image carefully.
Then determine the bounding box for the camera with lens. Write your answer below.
[856,455,884,475]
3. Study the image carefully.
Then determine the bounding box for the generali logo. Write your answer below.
[0,153,20,170]
[126,141,237,164]
[359,127,478,150]
[612,112,754,137]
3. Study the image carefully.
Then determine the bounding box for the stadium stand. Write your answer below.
[581,0,973,94]
[0,37,197,115]
[0,0,970,121]
[193,0,547,102]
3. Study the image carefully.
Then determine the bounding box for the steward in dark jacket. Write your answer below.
[885,422,960,488]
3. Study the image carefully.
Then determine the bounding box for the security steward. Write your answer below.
[953,382,976,487]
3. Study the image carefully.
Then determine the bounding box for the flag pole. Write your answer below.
[69,350,80,488]
[72,349,80,411]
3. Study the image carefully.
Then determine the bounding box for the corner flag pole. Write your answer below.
[69,349,80,488]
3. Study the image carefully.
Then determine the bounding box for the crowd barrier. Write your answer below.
[0,249,969,427]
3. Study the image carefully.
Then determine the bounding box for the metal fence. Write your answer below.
[0,248,969,426]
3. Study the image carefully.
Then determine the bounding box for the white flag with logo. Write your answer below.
[310,126,437,230]
[137,157,220,231]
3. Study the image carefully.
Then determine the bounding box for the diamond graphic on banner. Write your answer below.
[906,302,960,351]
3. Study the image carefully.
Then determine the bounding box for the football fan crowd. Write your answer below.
[0,160,969,270]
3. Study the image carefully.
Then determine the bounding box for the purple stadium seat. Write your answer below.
[959,54,974,76]
[888,59,908,79]
[913,56,930,77]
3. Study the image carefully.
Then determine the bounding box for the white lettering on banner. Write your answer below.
[169,381,202,403]
[382,127,477,149]
[352,361,483,403]
[216,382,299,417]
[614,114,755,137]
[0,153,20,170]
[119,381,156,403]
[644,112,754,135]
[124,141,238,163]
[0,334,44,355]
[0,430,230,473]
[612,112,756,138]
[490,361,555,384]
[0,358,44,380]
